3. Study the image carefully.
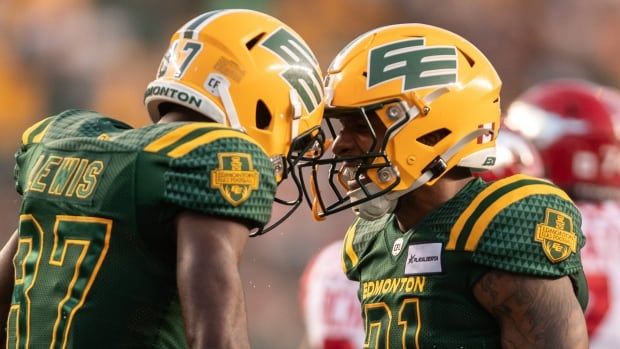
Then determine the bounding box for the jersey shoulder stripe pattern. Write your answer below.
[447,175,572,251]
[21,116,54,145]
[144,123,266,157]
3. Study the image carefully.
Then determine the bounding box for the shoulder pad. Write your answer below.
[447,174,572,251]
[155,123,276,228]
[448,174,583,276]
[21,116,55,146]
[143,122,266,158]
[21,110,132,146]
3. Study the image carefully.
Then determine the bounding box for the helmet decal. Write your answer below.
[179,10,224,39]
[367,38,458,91]
[261,28,324,114]
[143,82,210,117]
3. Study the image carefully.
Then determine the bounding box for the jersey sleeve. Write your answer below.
[462,177,585,277]
[14,110,130,195]
[14,115,56,195]
[159,128,277,228]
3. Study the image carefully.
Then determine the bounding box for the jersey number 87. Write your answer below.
[8,214,112,349]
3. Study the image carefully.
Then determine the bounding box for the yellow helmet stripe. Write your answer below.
[21,117,53,145]
[464,184,572,251]
[144,123,228,153]
[342,219,360,271]
[166,129,265,158]
[447,174,541,250]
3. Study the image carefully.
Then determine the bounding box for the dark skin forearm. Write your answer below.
[473,269,588,349]
[0,231,18,344]
[176,212,250,349]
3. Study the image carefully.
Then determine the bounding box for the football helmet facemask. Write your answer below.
[301,23,501,220]
[144,9,326,234]
[505,79,620,201]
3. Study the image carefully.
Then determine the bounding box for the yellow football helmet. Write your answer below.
[304,23,501,220]
[144,9,326,232]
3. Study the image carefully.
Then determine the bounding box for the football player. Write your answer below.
[0,9,324,348]
[302,24,589,348]
[505,79,620,348]
[296,127,548,349]
[299,240,364,349]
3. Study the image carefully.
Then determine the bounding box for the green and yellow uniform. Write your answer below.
[342,175,588,348]
[8,110,276,348]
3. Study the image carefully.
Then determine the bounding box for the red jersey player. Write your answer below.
[505,79,620,348]
[299,240,364,349]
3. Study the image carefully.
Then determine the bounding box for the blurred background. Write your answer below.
[1,0,620,348]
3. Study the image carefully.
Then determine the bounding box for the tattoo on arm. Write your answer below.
[473,270,588,349]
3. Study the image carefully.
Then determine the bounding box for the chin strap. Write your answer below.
[353,127,493,221]
[290,89,302,140]
[208,73,243,131]
[309,174,326,221]
[349,183,398,220]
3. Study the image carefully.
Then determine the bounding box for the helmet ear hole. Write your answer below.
[417,128,451,146]
[246,33,266,50]
[157,102,175,117]
[457,47,475,67]
[256,99,272,129]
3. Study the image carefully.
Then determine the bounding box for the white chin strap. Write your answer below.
[290,89,302,140]
[349,185,396,221]
[351,127,492,221]
[209,73,243,131]
[349,172,433,221]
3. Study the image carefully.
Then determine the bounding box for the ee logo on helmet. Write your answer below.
[368,38,458,92]
[261,28,323,114]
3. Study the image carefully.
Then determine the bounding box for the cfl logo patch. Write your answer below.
[205,73,228,96]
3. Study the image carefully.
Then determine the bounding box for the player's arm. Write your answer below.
[176,211,250,349]
[473,270,588,349]
[0,230,18,344]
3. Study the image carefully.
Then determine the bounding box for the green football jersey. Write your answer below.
[341,175,588,349]
[9,110,276,348]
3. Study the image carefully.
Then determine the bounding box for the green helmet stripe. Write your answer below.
[261,28,323,113]
[181,10,222,39]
